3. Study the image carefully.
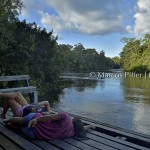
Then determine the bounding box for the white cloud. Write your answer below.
[126,25,133,34]
[21,0,132,35]
[21,0,31,18]
[43,0,128,35]
[38,11,62,34]
[21,0,45,18]
[134,0,150,36]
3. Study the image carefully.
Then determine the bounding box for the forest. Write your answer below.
[120,35,150,72]
[0,0,150,94]
[0,0,59,93]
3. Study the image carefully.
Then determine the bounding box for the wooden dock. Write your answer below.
[0,108,150,150]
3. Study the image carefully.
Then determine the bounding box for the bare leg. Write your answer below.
[5,124,21,130]
[0,100,10,118]
[1,99,22,117]
[0,93,28,118]
[3,117,23,126]
[14,93,28,106]
[0,92,28,106]
[0,93,16,99]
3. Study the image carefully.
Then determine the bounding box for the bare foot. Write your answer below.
[90,124,96,130]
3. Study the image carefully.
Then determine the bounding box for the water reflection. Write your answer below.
[44,73,150,136]
[123,76,150,104]
[122,76,150,135]
[62,78,98,92]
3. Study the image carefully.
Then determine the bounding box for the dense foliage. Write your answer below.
[111,56,121,69]
[120,35,150,72]
[55,43,114,72]
[0,0,59,94]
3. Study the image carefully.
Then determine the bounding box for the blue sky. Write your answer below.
[19,0,150,57]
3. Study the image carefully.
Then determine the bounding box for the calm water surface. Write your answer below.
[43,71,150,136]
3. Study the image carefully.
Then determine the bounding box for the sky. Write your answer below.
[19,0,150,57]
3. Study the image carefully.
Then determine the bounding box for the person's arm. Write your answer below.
[38,101,50,113]
[28,114,59,127]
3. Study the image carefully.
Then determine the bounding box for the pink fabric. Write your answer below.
[15,105,29,117]
[32,112,75,140]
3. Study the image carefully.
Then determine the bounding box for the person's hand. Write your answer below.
[28,119,37,127]
[41,111,50,115]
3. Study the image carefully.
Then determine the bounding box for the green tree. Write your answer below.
[55,43,114,72]
[120,35,150,72]
[0,0,59,93]
[111,56,121,69]
[0,0,23,75]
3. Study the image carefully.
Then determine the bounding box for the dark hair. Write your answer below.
[72,117,87,141]
[23,105,35,117]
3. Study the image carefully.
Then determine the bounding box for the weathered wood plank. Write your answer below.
[83,139,117,150]
[0,86,36,93]
[0,123,42,150]
[63,138,98,150]
[48,139,82,150]
[90,130,150,150]
[63,138,111,150]
[0,133,23,150]
[95,125,150,144]
[86,133,136,150]
[31,140,61,150]
[83,118,150,141]
[0,75,30,82]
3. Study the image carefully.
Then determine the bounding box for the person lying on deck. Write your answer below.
[3,112,95,140]
[0,92,50,118]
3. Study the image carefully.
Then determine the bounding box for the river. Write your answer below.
[42,70,150,136]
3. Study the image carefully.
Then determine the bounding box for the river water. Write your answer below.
[44,70,150,136]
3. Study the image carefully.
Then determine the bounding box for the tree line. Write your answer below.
[55,43,114,72]
[120,35,150,72]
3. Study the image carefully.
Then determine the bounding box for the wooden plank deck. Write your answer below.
[0,107,150,150]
